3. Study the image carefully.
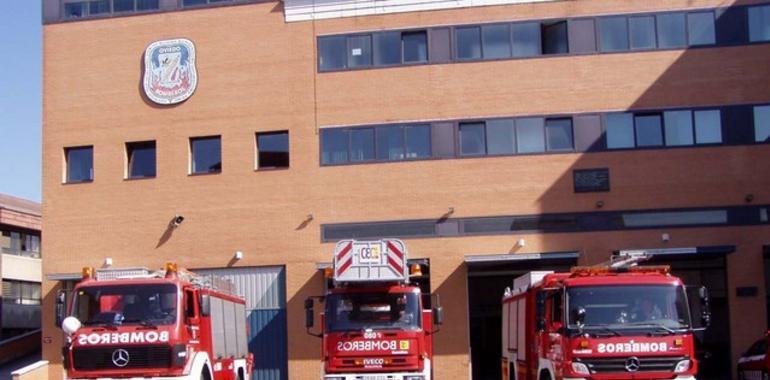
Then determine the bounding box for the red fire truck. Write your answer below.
[57,263,253,380]
[501,252,711,380]
[305,239,443,380]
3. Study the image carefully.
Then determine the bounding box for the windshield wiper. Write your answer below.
[122,319,157,328]
[83,321,119,329]
[581,325,622,337]
[623,322,680,334]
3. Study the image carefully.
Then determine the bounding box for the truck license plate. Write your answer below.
[361,376,387,380]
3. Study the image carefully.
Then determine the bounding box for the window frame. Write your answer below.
[62,0,160,19]
[125,140,157,180]
[320,124,434,166]
[189,135,222,175]
[64,145,94,184]
[256,130,290,170]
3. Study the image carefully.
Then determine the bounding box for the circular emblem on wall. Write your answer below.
[143,38,198,105]
[112,348,130,367]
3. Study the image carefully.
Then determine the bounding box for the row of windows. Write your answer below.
[2,280,41,305]
[62,104,770,180]
[64,132,288,183]
[318,3,770,72]
[62,0,232,19]
[320,104,770,165]
[0,231,41,259]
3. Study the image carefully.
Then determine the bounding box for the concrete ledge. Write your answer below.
[11,361,48,380]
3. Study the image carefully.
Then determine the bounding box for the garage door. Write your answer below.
[196,266,288,380]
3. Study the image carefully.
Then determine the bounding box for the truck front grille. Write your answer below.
[72,345,171,370]
[580,356,687,373]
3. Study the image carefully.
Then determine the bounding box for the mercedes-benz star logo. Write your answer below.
[112,349,130,367]
[625,356,641,372]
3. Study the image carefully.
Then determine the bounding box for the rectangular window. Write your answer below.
[545,118,574,151]
[516,118,545,153]
[318,36,347,71]
[350,128,375,162]
[376,126,404,161]
[183,0,207,5]
[629,16,656,50]
[347,35,372,68]
[635,114,664,147]
[688,11,716,46]
[482,24,511,59]
[459,122,486,156]
[126,141,156,179]
[754,105,770,142]
[486,119,516,155]
[606,113,635,149]
[137,0,159,10]
[622,210,727,227]
[511,22,542,57]
[65,146,93,183]
[190,136,221,174]
[113,0,135,12]
[599,16,629,52]
[402,31,428,63]
[456,26,482,60]
[64,2,87,18]
[373,32,401,66]
[749,5,770,42]
[405,125,431,159]
[321,129,349,164]
[663,110,694,146]
[542,21,568,55]
[256,131,289,169]
[694,110,722,144]
[89,0,110,14]
[657,13,687,48]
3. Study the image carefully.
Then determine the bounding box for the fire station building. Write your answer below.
[41,0,770,379]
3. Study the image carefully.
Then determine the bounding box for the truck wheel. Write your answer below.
[539,371,551,380]
[763,371,768,380]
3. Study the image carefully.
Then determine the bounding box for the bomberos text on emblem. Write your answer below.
[143,38,197,105]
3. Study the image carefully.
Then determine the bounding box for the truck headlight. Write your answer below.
[571,362,590,375]
[405,377,424,380]
[674,359,691,373]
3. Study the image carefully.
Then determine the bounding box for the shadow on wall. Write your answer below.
[285,269,325,361]
[432,263,469,357]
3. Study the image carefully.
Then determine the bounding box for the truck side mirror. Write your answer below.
[432,306,444,326]
[305,298,314,328]
[200,294,211,317]
[699,286,711,328]
[535,292,546,332]
[55,290,67,328]
[572,307,586,328]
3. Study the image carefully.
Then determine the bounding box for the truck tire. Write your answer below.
[201,365,211,380]
[539,371,552,380]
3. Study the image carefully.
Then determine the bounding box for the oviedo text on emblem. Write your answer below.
[143,38,197,105]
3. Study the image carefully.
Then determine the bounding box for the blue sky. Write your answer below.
[0,1,42,202]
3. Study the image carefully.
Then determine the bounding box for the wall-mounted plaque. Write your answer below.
[143,38,198,105]
[573,168,610,193]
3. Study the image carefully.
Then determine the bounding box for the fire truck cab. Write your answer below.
[57,263,253,380]
[305,239,443,380]
[501,252,711,380]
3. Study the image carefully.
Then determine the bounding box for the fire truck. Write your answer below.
[501,252,711,380]
[57,263,253,380]
[305,239,443,380]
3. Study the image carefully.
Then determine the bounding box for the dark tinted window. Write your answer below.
[599,17,629,52]
[482,24,511,59]
[323,220,436,241]
[486,119,516,155]
[350,128,375,162]
[511,22,541,57]
[657,13,686,48]
[89,0,110,14]
[113,0,134,12]
[126,141,156,178]
[65,146,93,183]
[542,21,568,55]
[754,106,770,142]
[374,32,401,65]
[405,125,431,159]
[629,16,656,50]
[749,5,770,42]
[257,131,289,169]
[688,11,716,46]
[456,27,482,60]
[545,118,574,151]
[321,129,349,164]
[606,113,635,149]
[664,110,694,146]
[347,35,372,68]
[376,126,404,160]
[459,123,486,156]
[190,136,221,174]
[694,110,722,144]
[64,2,86,18]
[137,0,159,10]
[635,114,664,147]
[318,36,347,71]
[516,118,545,153]
[403,31,428,63]
[183,0,207,5]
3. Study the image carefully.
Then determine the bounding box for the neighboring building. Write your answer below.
[41,1,770,380]
[0,194,42,340]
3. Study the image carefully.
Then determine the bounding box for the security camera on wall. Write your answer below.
[170,215,185,228]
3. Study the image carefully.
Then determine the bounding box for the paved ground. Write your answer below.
[0,352,41,380]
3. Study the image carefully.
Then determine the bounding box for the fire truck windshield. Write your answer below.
[325,292,421,332]
[567,285,691,333]
[72,284,177,326]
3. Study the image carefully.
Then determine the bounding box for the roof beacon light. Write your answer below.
[410,264,423,277]
[165,262,179,278]
[82,266,95,279]
[324,267,334,279]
